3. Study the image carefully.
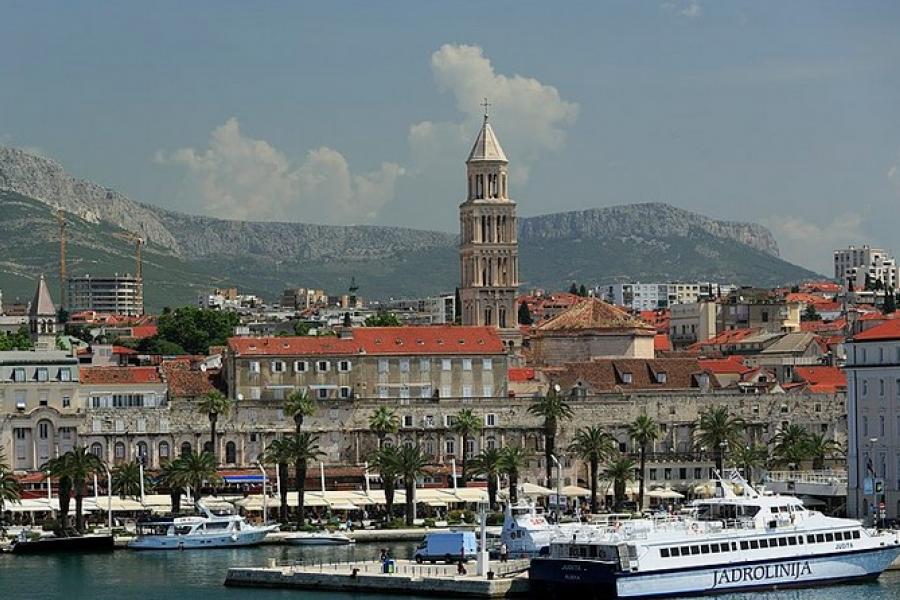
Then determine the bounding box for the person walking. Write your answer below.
[500,542,508,563]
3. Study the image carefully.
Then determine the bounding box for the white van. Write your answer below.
[414,531,478,564]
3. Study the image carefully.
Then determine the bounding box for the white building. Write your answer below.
[68,274,144,316]
[604,282,729,311]
[846,320,900,523]
[834,245,898,291]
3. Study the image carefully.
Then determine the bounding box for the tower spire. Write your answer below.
[481,97,491,120]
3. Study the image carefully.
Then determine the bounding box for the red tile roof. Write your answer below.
[556,358,710,393]
[800,318,846,333]
[538,299,654,333]
[854,320,900,342]
[508,367,536,382]
[697,356,752,375]
[161,360,218,397]
[129,325,158,339]
[227,326,506,357]
[688,328,760,351]
[80,366,163,385]
[793,366,847,393]
[654,333,672,352]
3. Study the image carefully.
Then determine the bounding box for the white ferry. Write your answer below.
[129,503,276,550]
[529,473,900,598]
[500,501,583,557]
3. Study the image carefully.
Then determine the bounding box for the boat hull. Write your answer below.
[286,536,354,546]
[128,529,271,550]
[529,546,900,599]
[11,535,115,555]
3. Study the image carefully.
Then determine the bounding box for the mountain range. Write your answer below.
[0,147,821,312]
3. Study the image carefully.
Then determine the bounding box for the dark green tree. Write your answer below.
[293,320,311,336]
[156,306,240,355]
[342,312,352,327]
[802,304,821,321]
[884,289,896,315]
[364,311,402,327]
[569,282,579,295]
[578,284,588,297]
[518,302,533,325]
[0,326,33,351]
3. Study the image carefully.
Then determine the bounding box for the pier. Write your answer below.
[224,558,531,598]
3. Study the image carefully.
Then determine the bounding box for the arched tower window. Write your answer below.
[499,307,507,329]
[90,443,104,459]
[484,307,493,326]
[180,442,192,458]
[225,441,237,464]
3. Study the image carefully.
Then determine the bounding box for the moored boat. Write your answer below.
[283,531,355,545]
[128,502,276,550]
[10,533,114,554]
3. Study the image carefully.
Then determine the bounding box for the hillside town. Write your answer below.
[2,115,897,538]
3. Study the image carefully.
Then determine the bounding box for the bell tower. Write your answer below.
[459,101,519,342]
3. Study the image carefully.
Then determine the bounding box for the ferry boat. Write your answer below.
[129,503,276,550]
[529,473,900,598]
[500,501,583,557]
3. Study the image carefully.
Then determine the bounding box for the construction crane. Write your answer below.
[56,207,66,310]
[111,230,145,281]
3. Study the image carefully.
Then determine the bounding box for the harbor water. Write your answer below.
[2,541,900,600]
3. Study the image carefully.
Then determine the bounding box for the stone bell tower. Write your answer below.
[459,101,520,344]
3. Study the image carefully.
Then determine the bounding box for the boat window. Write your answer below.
[778,538,787,547]
[701,545,710,554]
[788,536,796,545]
[175,526,193,535]
[742,506,760,518]
[740,541,749,550]
[205,522,230,530]
[690,546,700,555]
[670,547,680,557]
[661,548,670,558]
[798,535,803,544]
[750,540,759,549]
[816,534,825,543]
[760,539,768,548]
[807,534,815,543]
[852,531,860,539]
[825,533,833,542]
[680,546,690,556]
[770,507,778,514]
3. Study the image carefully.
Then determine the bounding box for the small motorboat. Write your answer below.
[284,531,355,545]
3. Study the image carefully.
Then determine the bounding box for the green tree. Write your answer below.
[372,446,401,519]
[806,434,842,470]
[568,426,617,514]
[136,336,187,355]
[802,304,821,321]
[569,282,579,295]
[395,445,428,525]
[287,433,324,528]
[451,408,482,484]
[470,448,503,510]
[498,446,528,505]
[364,311,402,327]
[771,424,812,469]
[884,289,897,315]
[196,391,233,464]
[158,459,187,513]
[368,407,400,449]
[0,326,32,351]
[292,320,312,336]
[518,302,533,325]
[578,284,588,297]
[603,456,636,507]
[528,387,574,487]
[0,448,22,515]
[111,460,148,499]
[628,415,660,510]
[693,406,745,474]
[731,443,769,485]
[42,447,106,533]
[286,389,316,432]
[156,306,240,355]
[178,451,221,502]
[263,439,294,524]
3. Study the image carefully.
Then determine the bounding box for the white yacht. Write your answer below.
[500,501,582,557]
[284,531,355,545]
[529,473,900,598]
[129,503,276,550]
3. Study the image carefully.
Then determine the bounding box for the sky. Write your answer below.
[2,1,899,274]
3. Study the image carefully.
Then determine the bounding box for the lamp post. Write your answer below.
[102,463,112,532]
[257,461,268,524]
[550,454,563,517]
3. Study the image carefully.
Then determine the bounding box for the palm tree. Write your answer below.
[178,451,221,503]
[263,439,294,524]
[111,460,147,499]
[628,415,660,510]
[287,433,324,528]
[693,406,745,474]
[158,459,187,513]
[395,445,428,525]
[806,434,842,470]
[0,448,21,515]
[470,448,503,509]
[498,446,528,505]
[368,407,400,449]
[528,386,574,487]
[568,426,617,514]
[372,446,401,520]
[42,447,105,533]
[196,390,233,463]
[772,424,812,469]
[451,408,482,484]
[286,388,316,433]
[42,455,74,532]
[731,443,769,485]
[602,456,636,508]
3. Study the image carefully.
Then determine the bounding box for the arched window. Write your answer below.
[90,443,104,459]
[159,441,170,461]
[499,307,507,329]
[114,442,126,464]
[203,441,213,454]
[180,442,192,458]
[402,438,414,450]
[484,307,492,326]
[486,437,496,451]
[225,441,237,464]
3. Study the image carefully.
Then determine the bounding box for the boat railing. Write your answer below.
[765,470,847,485]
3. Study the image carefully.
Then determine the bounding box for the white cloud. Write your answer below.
[156,118,403,224]
[766,212,867,274]
[889,164,898,181]
[662,0,702,19]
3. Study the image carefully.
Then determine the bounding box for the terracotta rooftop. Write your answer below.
[854,319,900,342]
[698,356,752,375]
[80,366,163,385]
[508,367,536,382]
[538,298,654,333]
[227,326,506,357]
[654,333,672,351]
[161,360,218,397]
[556,358,710,393]
[793,366,847,393]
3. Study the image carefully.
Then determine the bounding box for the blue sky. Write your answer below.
[2,1,899,273]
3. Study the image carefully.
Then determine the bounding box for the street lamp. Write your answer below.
[102,462,112,532]
[550,454,563,517]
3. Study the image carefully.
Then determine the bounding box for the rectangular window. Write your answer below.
[750,540,759,549]
[664,468,672,480]
[316,360,330,372]
[398,359,410,373]
[649,468,657,480]
[36,368,48,382]
[482,384,494,398]
[338,360,351,372]
[249,361,260,374]
[294,361,308,373]
[419,358,431,372]
[693,467,702,479]
[339,386,351,399]
[880,379,886,396]
[441,385,451,398]
[660,548,670,558]
[442,359,452,371]
[378,359,389,374]
[485,413,497,427]
[825,533,833,542]
[12,368,25,382]
[482,358,493,371]
[678,468,687,480]
[59,368,71,382]
[316,388,328,399]
[271,361,285,373]
[462,385,473,399]
[250,387,261,400]
[670,547,680,557]
[739,541,749,550]
[420,385,432,398]
[39,391,49,406]
[445,415,457,428]
[403,415,414,428]
[462,358,473,371]
[378,386,389,399]
[62,395,70,408]
[400,385,410,399]
[760,539,768,548]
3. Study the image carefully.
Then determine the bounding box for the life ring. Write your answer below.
[690,523,699,533]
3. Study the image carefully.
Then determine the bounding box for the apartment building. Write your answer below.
[834,245,898,291]
[669,301,717,349]
[717,289,801,333]
[224,326,508,403]
[605,282,729,311]
[68,274,144,316]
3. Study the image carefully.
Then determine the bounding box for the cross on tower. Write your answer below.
[481,97,491,119]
